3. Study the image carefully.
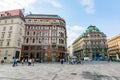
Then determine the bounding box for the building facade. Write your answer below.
[0,9,25,62]
[67,45,73,56]
[73,25,107,60]
[107,35,120,60]
[21,14,67,62]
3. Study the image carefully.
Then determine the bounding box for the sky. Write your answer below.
[0,0,120,47]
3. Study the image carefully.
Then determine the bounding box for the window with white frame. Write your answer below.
[39,31,42,36]
[33,31,35,35]
[32,38,35,43]
[52,38,56,44]
[52,26,56,29]
[38,38,42,43]
[52,31,56,36]
[44,38,48,44]
[45,31,48,36]
[27,26,30,29]
[26,38,29,43]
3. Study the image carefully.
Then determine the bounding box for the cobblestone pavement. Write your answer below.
[0,61,120,80]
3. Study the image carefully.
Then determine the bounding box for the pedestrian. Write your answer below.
[60,58,64,64]
[77,58,81,64]
[32,58,35,66]
[25,59,28,65]
[21,59,24,66]
[13,57,16,67]
[28,59,32,66]
[1,60,4,64]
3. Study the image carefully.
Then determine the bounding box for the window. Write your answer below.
[45,26,49,30]
[0,41,3,46]
[38,38,42,43]
[52,38,56,44]
[3,27,6,31]
[26,31,29,35]
[33,31,35,35]
[11,20,13,23]
[1,33,4,38]
[26,38,29,43]
[45,31,48,36]
[9,26,12,30]
[28,26,30,29]
[46,20,49,24]
[59,39,64,44]
[7,41,10,46]
[18,42,20,46]
[32,38,35,43]
[28,20,32,23]
[40,20,43,24]
[59,32,64,37]
[8,33,11,38]
[41,26,43,29]
[5,20,7,24]
[52,26,56,29]
[44,38,48,44]
[34,20,37,24]
[39,31,42,36]
[52,31,56,36]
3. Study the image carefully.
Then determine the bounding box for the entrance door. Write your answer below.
[15,51,20,58]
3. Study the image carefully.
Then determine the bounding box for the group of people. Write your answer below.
[68,58,81,64]
[13,58,35,67]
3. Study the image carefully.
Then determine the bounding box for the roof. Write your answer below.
[86,25,100,33]
[0,9,24,18]
[25,14,62,19]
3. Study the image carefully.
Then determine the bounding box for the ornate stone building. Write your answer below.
[0,9,25,62]
[21,14,67,62]
[107,35,120,60]
[73,25,107,60]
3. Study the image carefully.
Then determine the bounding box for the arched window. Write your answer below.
[26,38,29,43]
[32,38,35,43]
[33,31,35,35]
[39,31,42,36]
[38,38,42,43]
[26,31,29,35]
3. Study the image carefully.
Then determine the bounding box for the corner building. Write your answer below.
[21,14,67,62]
[73,25,107,60]
[0,9,25,62]
[107,35,120,60]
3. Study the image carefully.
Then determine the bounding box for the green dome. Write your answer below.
[86,25,100,33]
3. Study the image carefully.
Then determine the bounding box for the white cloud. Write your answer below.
[42,0,62,8]
[0,0,61,12]
[0,0,37,11]
[67,25,86,46]
[80,0,95,14]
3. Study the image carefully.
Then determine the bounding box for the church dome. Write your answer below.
[86,25,100,33]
